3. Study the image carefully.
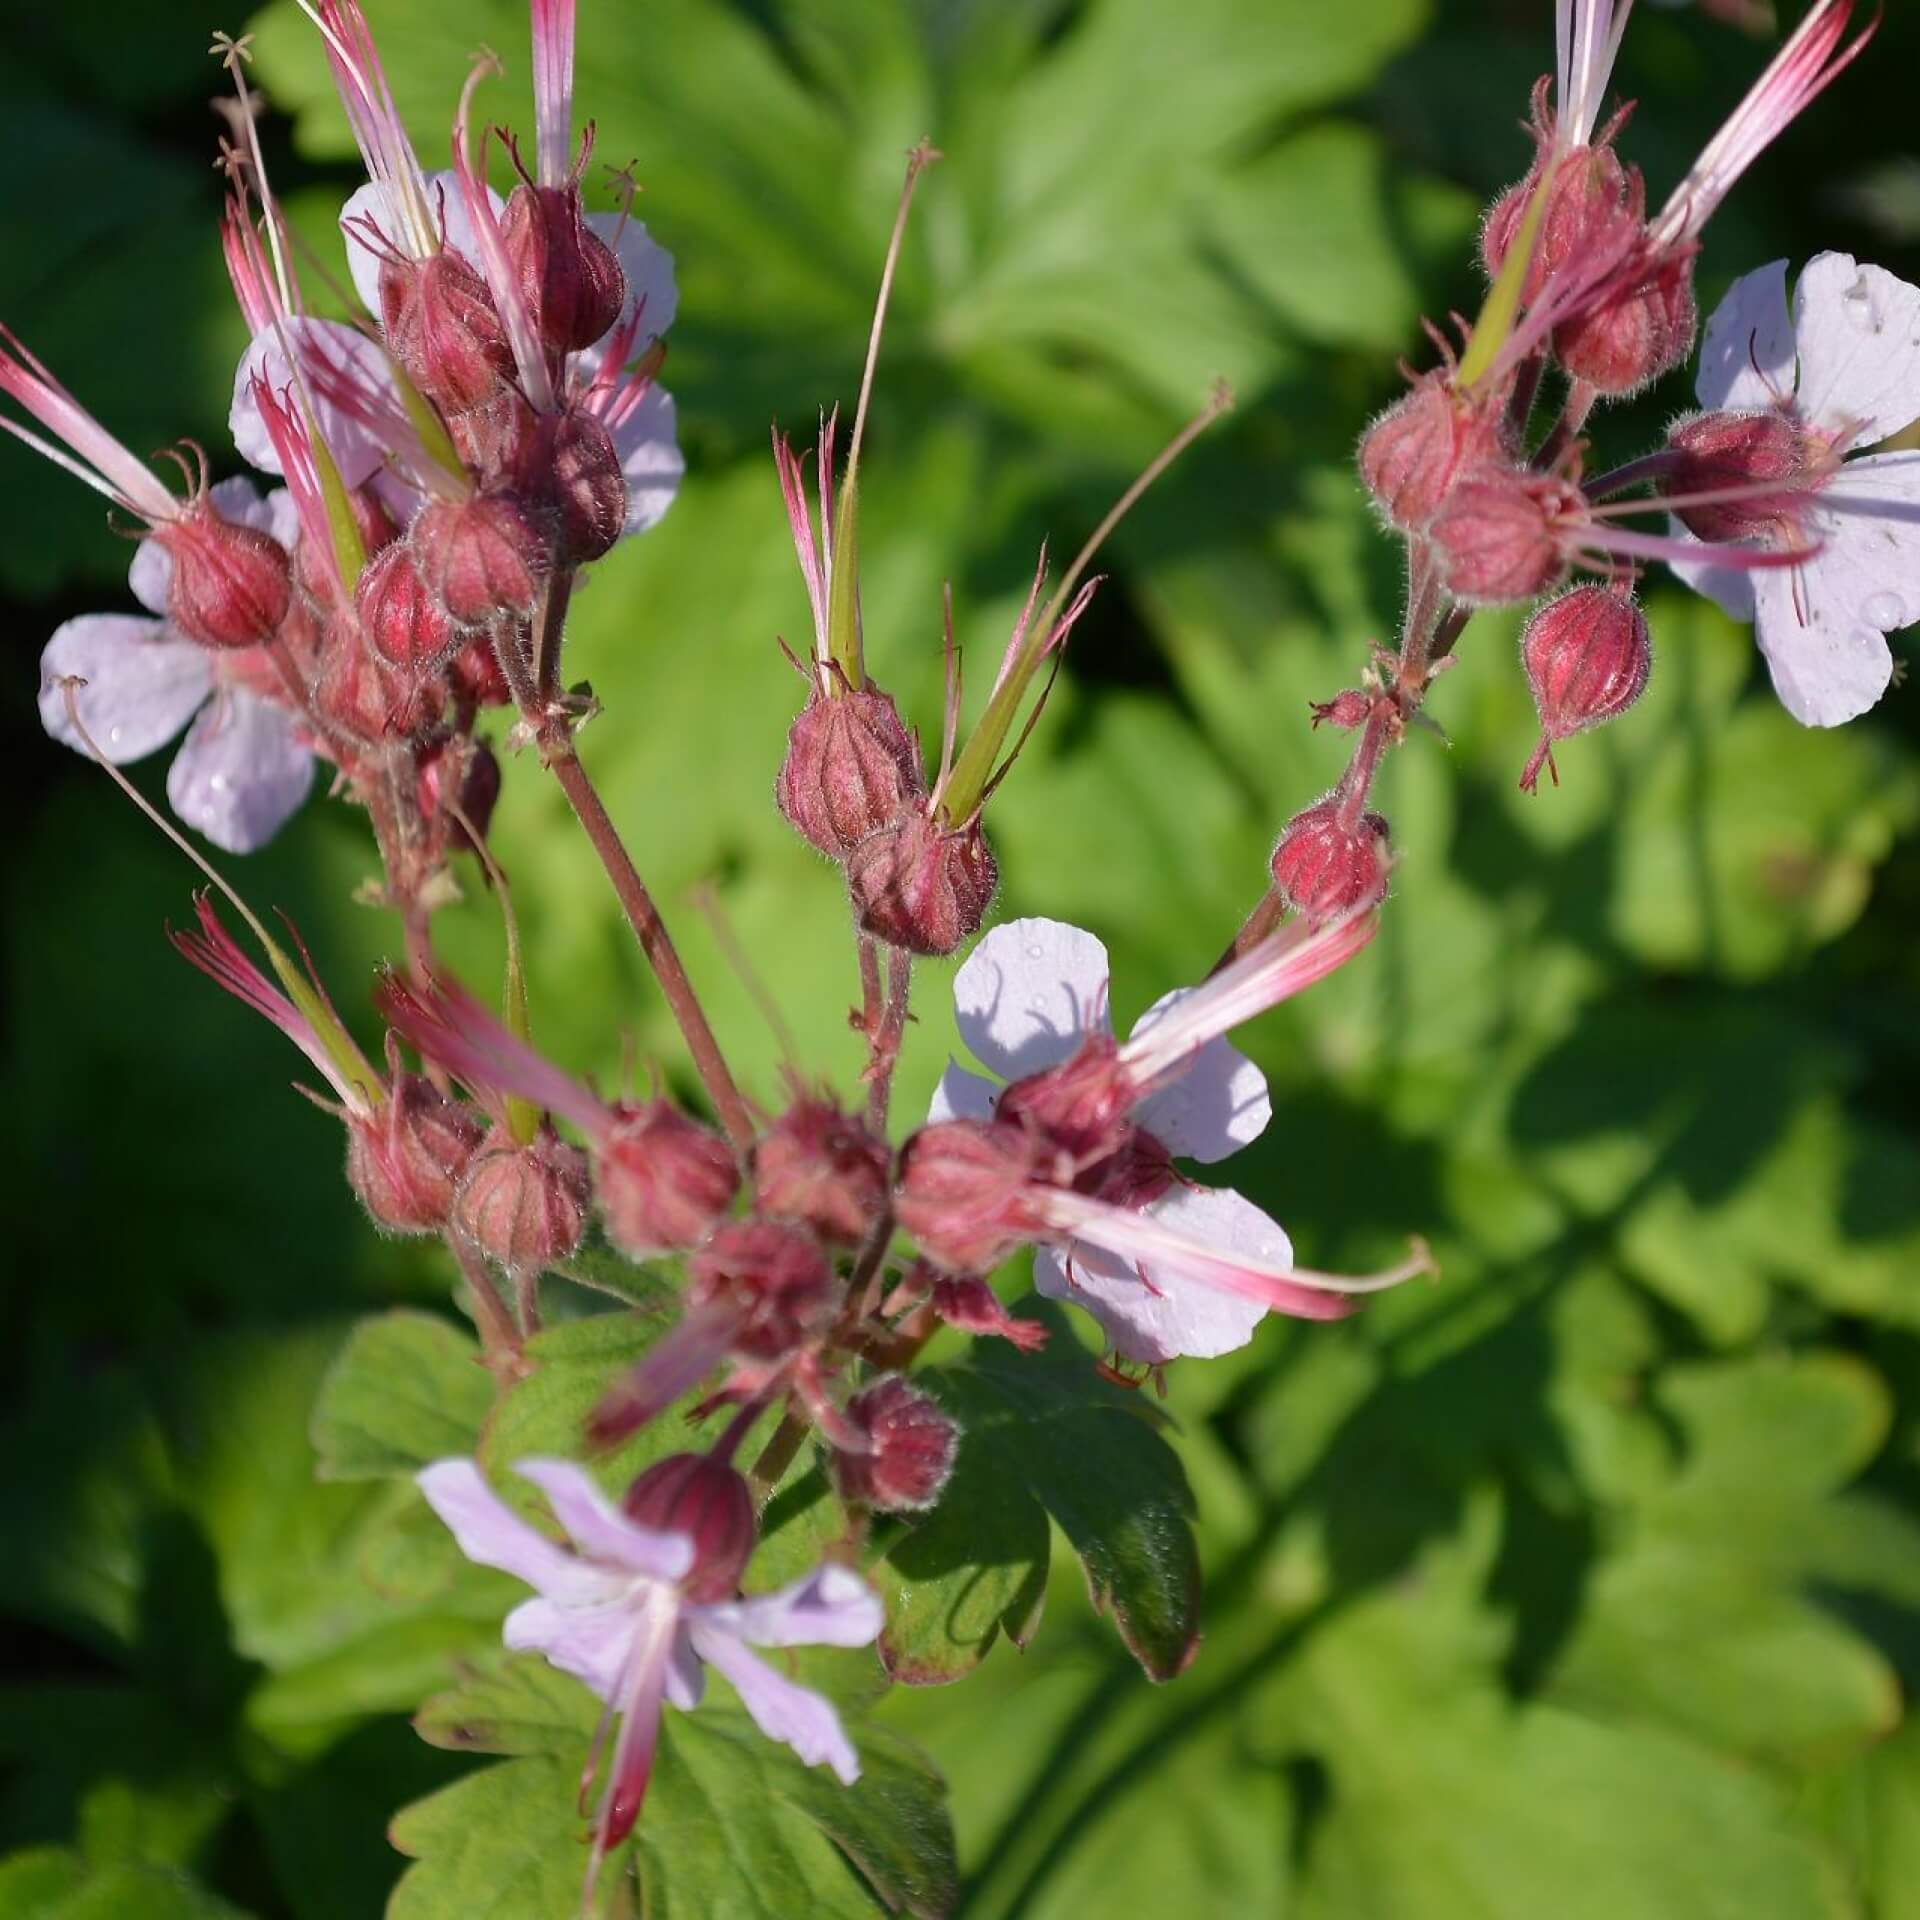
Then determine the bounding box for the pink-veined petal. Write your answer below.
[417,1457,585,1595]
[129,474,279,615]
[38,613,211,763]
[694,1563,884,1651]
[1664,516,1760,621]
[503,1592,646,1703]
[341,169,501,313]
[1695,258,1795,412]
[230,318,401,491]
[1127,989,1271,1162]
[688,1625,862,1784]
[165,690,314,854]
[512,1458,695,1581]
[1033,1233,1267,1365]
[608,384,683,537]
[954,917,1112,1081]
[928,1059,1001,1125]
[1793,253,1920,445]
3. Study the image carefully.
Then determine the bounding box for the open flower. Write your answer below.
[1665,253,1920,725]
[930,918,1294,1364]
[418,1453,882,1897]
[37,477,316,852]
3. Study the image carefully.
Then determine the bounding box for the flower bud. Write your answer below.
[453,1123,591,1275]
[315,617,443,742]
[383,250,514,416]
[448,634,513,709]
[522,409,627,567]
[832,1377,959,1513]
[501,183,627,356]
[1429,468,1578,605]
[161,505,292,650]
[1483,143,1645,306]
[1357,374,1509,532]
[1663,408,1815,544]
[998,1035,1134,1163]
[1310,689,1371,731]
[596,1099,740,1256]
[926,1271,1048,1350]
[775,686,923,858]
[752,1099,891,1246]
[687,1219,836,1361]
[347,1071,486,1234]
[1270,796,1391,922]
[894,1120,1042,1274]
[1518,583,1651,792]
[1078,1127,1177,1209]
[415,736,502,850]
[1554,251,1696,397]
[846,810,997,957]
[357,541,457,673]
[621,1453,755,1603]
[411,493,550,629]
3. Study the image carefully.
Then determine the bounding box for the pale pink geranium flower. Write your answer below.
[37,476,315,852]
[1666,253,1920,725]
[931,918,1305,1365]
[418,1455,881,1899]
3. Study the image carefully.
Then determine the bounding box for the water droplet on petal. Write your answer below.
[1841,275,1880,333]
[1026,944,1045,960]
[1861,590,1906,629]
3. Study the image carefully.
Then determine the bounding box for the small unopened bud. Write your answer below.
[687,1219,836,1360]
[1663,409,1815,543]
[1270,796,1391,922]
[596,1100,740,1256]
[846,809,997,957]
[501,184,627,356]
[927,1271,1048,1350]
[832,1377,959,1513]
[383,251,514,416]
[1483,142,1645,306]
[1429,468,1579,605]
[1357,375,1510,532]
[621,1453,755,1603]
[752,1099,891,1246]
[415,736,501,850]
[522,410,627,567]
[315,618,443,742]
[775,686,923,858]
[347,1072,486,1233]
[1554,250,1696,397]
[411,493,550,628]
[895,1120,1042,1274]
[453,1123,591,1275]
[161,506,292,649]
[1310,690,1371,731]
[1518,583,1651,792]
[357,541,457,673]
[998,1035,1133,1163]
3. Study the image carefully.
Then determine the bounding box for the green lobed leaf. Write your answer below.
[310,1313,496,1482]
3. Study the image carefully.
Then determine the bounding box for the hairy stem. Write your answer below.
[450,1235,525,1375]
[864,945,913,1136]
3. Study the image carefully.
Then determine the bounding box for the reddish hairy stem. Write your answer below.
[450,1233,526,1376]
[864,945,913,1136]
[532,568,574,710]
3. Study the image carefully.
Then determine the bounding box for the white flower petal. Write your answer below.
[1034,1226,1267,1366]
[341,170,502,315]
[608,384,684,537]
[695,1564,884,1650]
[688,1624,862,1784]
[503,1593,646,1704]
[1793,252,1920,446]
[1695,259,1795,413]
[512,1458,695,1581]
[1664,516,1758,623]
[1127,989,1271,1162]
[928,1059,1001,1125]
[38,614,211,763]
[164,690,314,853]
[231,318,403,491]
[417,1458,584,1595]
[953,918,1112,1081]
[664,1622,706,1711]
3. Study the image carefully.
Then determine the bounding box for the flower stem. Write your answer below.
[450,1234,525,1377]
[746,1410,808,1504]
[864,944,913,1136]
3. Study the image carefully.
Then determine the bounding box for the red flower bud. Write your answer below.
[846,810,997,957]
[1358,374,1510,532]
[752,1099,891,1246]
[501,183,626,356]
[775,685,923,858]
[1554,250,1696,397]
[832,1376,959,1513]
[1310,689,1371,731]
[357,541,457,673]
[1663,408,1816,543]
[1430,467,1580,605]
[1483,142,1646,306]
[315,617,443,742]
[926,1271,1048,1350]
[1270,796,1391,922]
[452,1123,591,1275]
[1518,583,1651,793]
[347,1071,486,1233]
[415,735,502,851]
[448,635,513,709]
[1077,1127,1177,1209]
[160,504,292,649]
[596,1099,740,1257]
[998,1034,1134,1163]
[449,389,537,480]
[687,1219,836,1361]
[383,250,514,416]
[622,1453,755,1603]
[522,409,626,567]
[411,493,550,628]
[894,1120,1042,1274]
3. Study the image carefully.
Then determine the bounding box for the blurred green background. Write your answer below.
[5,0,1920,1913]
